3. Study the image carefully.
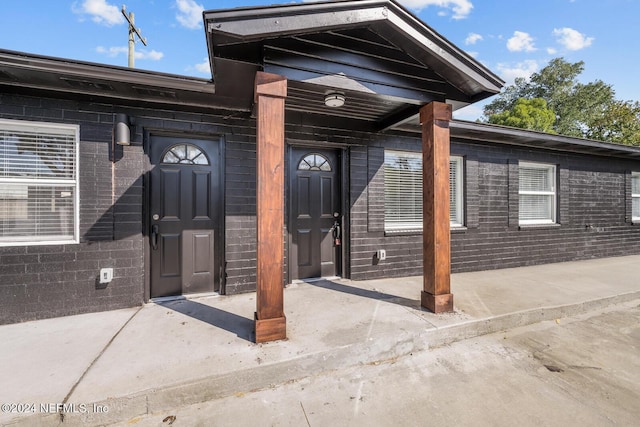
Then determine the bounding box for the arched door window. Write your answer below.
[161,143,209,165]
[297,153,332,171]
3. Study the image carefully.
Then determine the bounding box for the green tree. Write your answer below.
[483,58,640,145]
[586,100,640,146]
[483,76,530,116]
[488,98,555,133]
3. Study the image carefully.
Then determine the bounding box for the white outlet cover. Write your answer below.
[99,268,113,284]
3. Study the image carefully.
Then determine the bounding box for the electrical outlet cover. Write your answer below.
[99,268,113,284]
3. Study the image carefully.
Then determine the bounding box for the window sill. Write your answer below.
[518,223,561,231]
[384,226,468,236]
[0,239,79,248]
[384,230,422,237]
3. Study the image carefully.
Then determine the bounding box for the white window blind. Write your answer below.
[0,119,79,246]
[384,150,423,232]
[519,162,556,224]
[632,172,640,221]
[450,156,463,226]
[384,150,464,232]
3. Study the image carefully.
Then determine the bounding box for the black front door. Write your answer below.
[149,136,221,298]
[290,147,342,280]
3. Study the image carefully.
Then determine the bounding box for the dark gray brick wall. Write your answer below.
[3,90,640,324]
[224,127,258,295]
[0,93,253,324]
[0,93,148,324]
[350,137,640,279]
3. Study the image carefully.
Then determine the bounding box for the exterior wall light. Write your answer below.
[324,93,345,108]
[114,113,131,146]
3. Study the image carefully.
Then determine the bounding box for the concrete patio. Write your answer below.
[2,255,639,426]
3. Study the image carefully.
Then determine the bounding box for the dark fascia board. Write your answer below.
[451,120,640,159]
[0,49,216,97]
[204,0,389,36]
[203,0,504,97]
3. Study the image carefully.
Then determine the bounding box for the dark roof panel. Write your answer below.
[0,49,249,111]
[204,0,504,129]
[1,49,638,160]
[450,120,640,159]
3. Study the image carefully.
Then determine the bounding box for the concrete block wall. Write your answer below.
[0,92,260,323]
[223,121,258,294]
[2,90,639,324]
[0,93,145,323]
[351,136,640,279]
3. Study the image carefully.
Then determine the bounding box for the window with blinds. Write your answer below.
[450,156,463,226]
[632,172,640,221]
[383,150,464,232]
[519,162,556,225]
[0,119,79,246]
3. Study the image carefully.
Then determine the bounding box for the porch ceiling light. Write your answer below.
[324,93,345,108]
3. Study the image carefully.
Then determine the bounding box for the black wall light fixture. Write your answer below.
[114,113,131,146]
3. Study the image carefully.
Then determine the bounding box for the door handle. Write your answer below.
[151,224,159,250]
[331,212,341,246]
[332,220,341,246]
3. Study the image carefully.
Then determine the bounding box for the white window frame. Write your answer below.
[449,156,464,227]
[384,150,423,232]
[632,172,640,222]
[383,150,464,232]
[0,118,80,247]
[518,161,557,225]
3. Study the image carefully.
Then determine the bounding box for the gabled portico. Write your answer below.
[204,0,503,342]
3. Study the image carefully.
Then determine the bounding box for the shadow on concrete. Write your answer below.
[157,299,254,342]
[305,279,420,309]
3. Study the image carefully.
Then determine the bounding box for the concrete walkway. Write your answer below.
[1,255,639,426]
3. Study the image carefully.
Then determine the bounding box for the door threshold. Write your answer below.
[150,291,220,304]
[291,276,341,285]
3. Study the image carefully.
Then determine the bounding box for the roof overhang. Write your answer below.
[204,0,504,131]
[0,49,243,112]
[1,50,638,160]
[450,120,640,159]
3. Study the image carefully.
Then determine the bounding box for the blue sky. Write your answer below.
[1,0,638,120]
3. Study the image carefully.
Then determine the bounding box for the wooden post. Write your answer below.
[254,71,287,343]
[420,102,454,313]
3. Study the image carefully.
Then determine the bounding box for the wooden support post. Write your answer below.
[254,71,287,343]
[420,102,454,313]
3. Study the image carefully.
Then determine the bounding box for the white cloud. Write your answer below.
[96,46,127,57]
[507,31,536,52]
[547,47,557,55]
[194,58,210,73]
[96,46,164,61]
[137,50,164,61]
[400,0,473,20]
[465,33,483,45]
[185,58,211,75]
[465,50,479,58]
[175,0,204,29]
[553,27,594,50]
[72,0,124,26]
[496,60,539,85]
[453,104,484,121]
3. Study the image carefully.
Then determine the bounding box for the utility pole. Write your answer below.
[121,5,147,68]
